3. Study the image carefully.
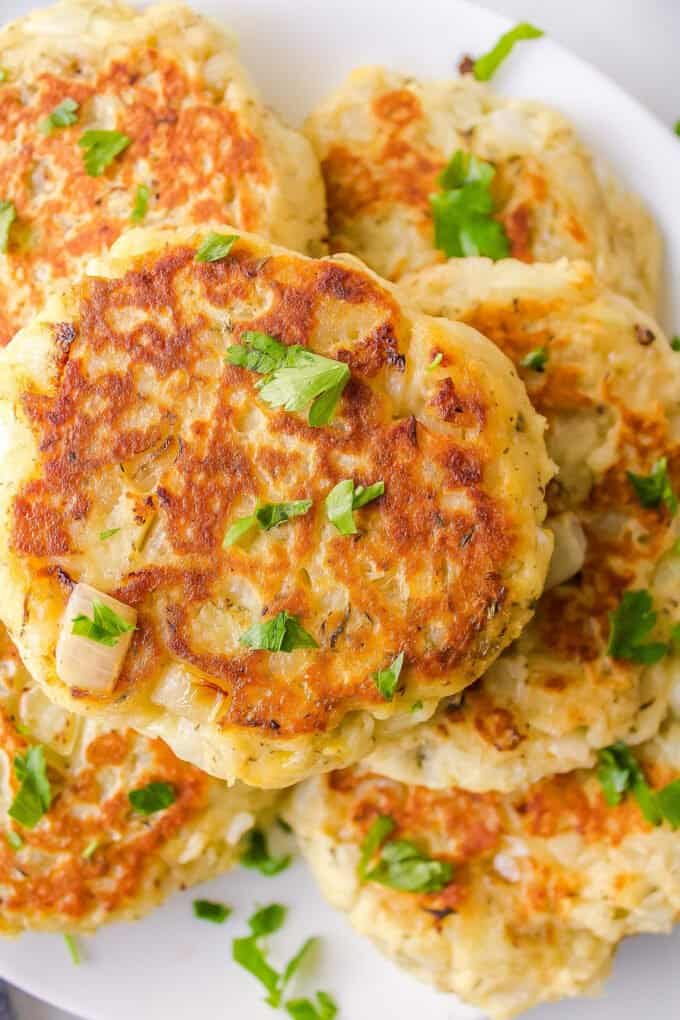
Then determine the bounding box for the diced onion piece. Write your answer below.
[544,512,587,591]
[56,582,137,694]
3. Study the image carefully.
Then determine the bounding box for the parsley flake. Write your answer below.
[226,331,350,427]
[241,828,291,876]
[520,346,548,372]
[193,899,231,924]
[426,352,443,371]
[325,478,384,535]
[0,200,16,253]
[40,97,79,135]
[128,781,175,816]
[627,457,677,515]
[6,830,23,851]
[131,183,150,223]
[473,23,544,81]
[82,838,99,860]
[72,600,135,647]
[195,232,239,263]
[597,742,680,828]
[358,814,453,892]
[671,336,680,351]
[225,500,312,547]
[675,122,680,137]
[63,934,82,965]
[606,589,668,665]
[374,651,405,701]
[8,746,53,829]
[430,151,509,261]
[240,610,318,653]
[79,129,130,177]
[0,69,7,83]
[99,528,120,540]
[286,992,338,1020]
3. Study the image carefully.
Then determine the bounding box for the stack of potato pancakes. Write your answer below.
[0,4,677,1017]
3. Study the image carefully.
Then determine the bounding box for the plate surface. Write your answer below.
[0,1,679,1018]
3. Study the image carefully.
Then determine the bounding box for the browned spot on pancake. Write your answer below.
[430,376,487,429]
[442,447,483,486]
[474,705,524,751]
[503,204,533,262]
[372,89,424,128]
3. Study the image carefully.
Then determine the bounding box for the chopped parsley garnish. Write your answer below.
[241,828,291,876]
[627,457,677,515]
[128,781,176,816]
[226,331,350,427]
[8,745,53,829]
[99,528,120,540]
[40,97,79,135]
[193,899,231,924]
[426,352,443,371]
[374,652,405,701]
[0,199,16,253]
[224,500,312,547]
[6,830,23,851]
[411,700,424,713]
[82,838,99,860]
[358,814,453,892]
[473,22,544,81]
[131,183,150,223]
[520,346,548,372]
[597,742,680,828]
[79,129,131,177]
[325,478,384,535]
[63,934,82,965]
[606,589,668,665]
[239,610,318,653]
[72,600,135,647]
[195,232,239,263]
[0,69,7,83]
[286,992,338,1020]
[671,336,680,351]
[675,122,680,137]
[232,905,326,1010]
[277,816,293,833]
[430,151,509,261]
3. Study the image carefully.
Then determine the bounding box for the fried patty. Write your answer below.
[0,0,326,345]
[306,66,660,311]
[365,258,680,792]
[0,622,277,935]
[287,712,680,1020]
[0,226,553,788]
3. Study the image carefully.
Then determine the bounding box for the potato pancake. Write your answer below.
[306,66,660,311]
[0,622,277,935]
[287,712,680,1019]
[366,257,680,791]
[0,226,552,788]
[0,0,326,344]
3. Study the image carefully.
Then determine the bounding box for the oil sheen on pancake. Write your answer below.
[0,0,326,344]
[0,226,553,788]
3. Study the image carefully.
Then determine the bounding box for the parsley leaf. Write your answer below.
[325,478,384,535]
[6,830,23,851]
[427,352,443,371]
[99,528,120,540]
[675,122,680,137]
[670,336,680,351]
[520,346,548,372]
[276,937,317,1007]
[474,23,544,81]
[0,199,16,253]
[232,904,287,999]
[79,129,131,177]
[596,742,680,828]
[227,332,350,427]
[0,69,7,83]
[430,151,509,261]
[374,651,405,701]
[241,828,291,876]
[82,838,99,860]
[131,183,150,223]
[606,590,668,664]
[72,600,135,647]
[195,232,239,263]
[286,992,338,1020]
[359,814,453,892]
[128,781,175,816]
[40,97,79,135]
[359,815,395,879]
[193,899,231,923]
[627,457,678,515]
[225,500,312,547]
[249,904,287,936]
[240,611,318,652]
[63,934,82,965]
[8,746,53,829]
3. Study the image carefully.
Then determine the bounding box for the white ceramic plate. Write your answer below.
[1,1,679,1018]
